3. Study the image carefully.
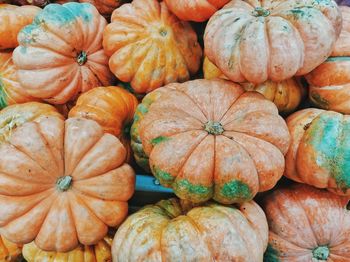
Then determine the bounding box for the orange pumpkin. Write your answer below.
[0,4,41,50]
[263,184,350,261]
[103,0,202,94]
[137,79,290,204]
[163,0,230,22]
[0,235,22,262]
[204,0,342,84]
[112,198,268,261]
[12,2,114,105]
[68,86,139,162]
[0,116,135,252]
[79,0,121,17]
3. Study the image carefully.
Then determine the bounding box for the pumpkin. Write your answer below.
[263,184,350,261]
[163,0,230,22]
[336,0,350,6]
[306,6,350,113]
[137,79,290,204]
[12,2,114,105]
[112,198,268,262]
[285,108,350,196]
[204,0,342,84]
[0,4,41,50]
[0,51,39,109]
[68,86,139,162]
[0,235,22,262]
[79,0,121,17]
[103,0,202,94]
[23,236,112,262]
[0,116,135,252]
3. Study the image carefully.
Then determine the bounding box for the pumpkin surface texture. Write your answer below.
[79,0,122,17]
[263,184,350,262]
[103,0,202,94]
[204,0,342,84]
[136,79,290,204]
[12,2,114,104]
[112,198,268,262]
[0,235,22,262]
[0,116,135,252]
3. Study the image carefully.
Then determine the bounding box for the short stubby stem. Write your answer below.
[312,246,330,260]
[76,51,87,66]
[204,121,224,135]
[56,176,73,192]
[252,7,270,17]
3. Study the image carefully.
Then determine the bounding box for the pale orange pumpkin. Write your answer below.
[0,116,135,252]
[79,0,121,17]
[0,235,22,262]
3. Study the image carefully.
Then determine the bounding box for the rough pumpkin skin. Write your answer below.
[263,184,350,262]
[204,0,342,84]
[0,116,135,252]
[112,198,268,262]
[12,3,114,104]
[0,235,22,262]
[79,0,122,17]
[23,236,113,262]
[137,79,290,204]
[103,0,202,94]
[286,108,350,196]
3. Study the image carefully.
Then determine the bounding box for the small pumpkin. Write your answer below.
[79,0,122,17]
[163,0,230,22]
[13,2,114,104]
[204,0,342,84]
[263,184,350,262]
[103,0,202,94]
[112,198,268,262]
[0,116,135,252]
[0,235,22,262]
[23,236,112,262]
[285,108,350,196]
[68,86,138,162]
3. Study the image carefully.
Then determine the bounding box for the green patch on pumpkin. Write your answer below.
[151,136,170,145]
[0,77,8,110]
[264,244,281,262]
[326,56,350,62]
[173,179,212,202]
[220,180,252,200]
[153,166,175,185]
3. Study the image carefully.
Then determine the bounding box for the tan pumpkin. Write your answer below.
[79,0,121,17]
[0,116,135,252]
[112,198,268,262]
[0,235,22,262]
[204,0,342,84]
[103,0,202,94]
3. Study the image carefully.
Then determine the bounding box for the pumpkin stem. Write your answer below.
[56,176,73,191]
[204,121,224,135]
[312,246,329,260]
[252,7,270,17]
[76,51,87,66]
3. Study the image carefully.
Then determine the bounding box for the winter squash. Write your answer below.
[285,108,350,195]
[137,79,290,204]
[13,2,114,105]
[103,0,202,94]
[0,235,22,262]
[68,86,138,162]
[306,6,350,113]
[112,198,268,261]
[0,4,41,50]
[204,0,342,84]
[336,0,350,6]
[263,184,350,261]
[163,0,230,22]
[0,51,39,109]
[79,0,121,17]
[23,236,112,262]
[0,116,135,252]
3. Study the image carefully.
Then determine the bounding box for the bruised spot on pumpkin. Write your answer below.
[220,180,252,201]
[174,179,212,201]
[153,166,175,185]
[303,122,312,131]
[151,136,170,145]
[264,244,281,262]
[310,92,329,109]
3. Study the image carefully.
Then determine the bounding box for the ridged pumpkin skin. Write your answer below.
[103,0,202,94]
[137,79,290,204]
[0,4,41,50]
[68,86,138,162]
[13,3,114,104]
[163,0,230,22]
[0,116,135,252]
[286,108,350,195]
[79,0,121,17]
[205,0,342,84]
[0,235,22,262]
[23,236,112,262]
[263,184,350,262]
[112,198,268,262]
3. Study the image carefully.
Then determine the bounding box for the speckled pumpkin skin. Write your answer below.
[0,235,22,262]
[112,198,268,262]
[263,184,350,262]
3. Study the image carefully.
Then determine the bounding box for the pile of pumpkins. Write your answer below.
[0,0,350,261]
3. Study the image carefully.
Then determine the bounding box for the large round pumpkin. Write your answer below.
[263,184,350,261]
[306,6,350,113]
[23,236,112,262]
[112,198,268,262]
[0,235,22,262]
[12,2,114,104]
[0,116,135,252]
[68,86,138,162]
[163,0,230,22]
[285,108,350,196]
[79,0,121,17]
[204,0,342,84]
[103,0,202,94]
[137,79,290,204]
